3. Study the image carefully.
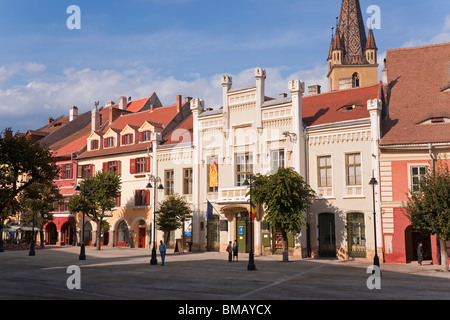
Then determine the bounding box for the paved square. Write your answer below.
[1,246,449,301]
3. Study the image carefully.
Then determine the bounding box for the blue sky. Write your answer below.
[0,0,449,133]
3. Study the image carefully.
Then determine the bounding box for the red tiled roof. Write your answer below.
[302,83,381,127]
[380,43,450,146]
[77,104,181,159]
[162,116,193,145]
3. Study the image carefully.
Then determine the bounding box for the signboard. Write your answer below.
[238,226,244,235]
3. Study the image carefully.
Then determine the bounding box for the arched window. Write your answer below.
[352,72,360,88]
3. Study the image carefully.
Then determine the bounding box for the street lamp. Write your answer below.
[369,175,380,268]
[243,174,256,271]
[146,175,164,265]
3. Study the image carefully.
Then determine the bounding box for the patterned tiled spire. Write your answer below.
[337,0,369,65]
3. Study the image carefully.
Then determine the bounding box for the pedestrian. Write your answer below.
[417,242,424,266]
[233,240,239,262]
[226,241,232,262]
[159,240,167,266]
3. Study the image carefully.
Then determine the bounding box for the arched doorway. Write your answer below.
[405,226,432,262]
[61,222,74,245]
[347,212,366,258]
[46,222,57,245]
[318,213,336,257]
[83,221,92,246]
[116,220,129,247]
[138,220,146,248]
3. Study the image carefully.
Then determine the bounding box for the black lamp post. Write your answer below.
[147,175,164,265]
[29,204,36,256]
[369,175,380,268]
[75,185,92,261]
[243,174,256,271]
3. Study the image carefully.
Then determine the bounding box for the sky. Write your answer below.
[0,0,449,134]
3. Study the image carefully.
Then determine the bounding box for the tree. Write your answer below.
[405,162,450,272]
[0,132,59,251]
[156,193,192,245]
[20,181,63,248]
[69,170,121,250]
[250,167,315,262]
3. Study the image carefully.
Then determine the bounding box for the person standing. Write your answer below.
[232,240,239,262]
[226,241,232,262]
[417,242,424,266]
[159,240,167,266]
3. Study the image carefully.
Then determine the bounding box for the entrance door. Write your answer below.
[62,224,73,245]
[405,226,432,261]
[116,221,129,247]
[207,215,219,252]
[138,227,146,248]
[46,223,57,245]
[318,213,336,257]
[347,212,366,258]
[236,218,247,253]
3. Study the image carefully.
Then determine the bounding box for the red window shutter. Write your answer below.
[77,165,83,178]
[69,164,73,179]
[145,157,150,173]
[117,160,121,176]
[103,162,108,172]
[134,190,139,206]
[115,193,121,207]
[121,135,126,145]
[130,159,136,174]
[145,189,150,205]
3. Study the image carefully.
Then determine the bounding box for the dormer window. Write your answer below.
[91,140,99,150]
[142,131,151,142]
[104,137,115,148]
[122,134,133,145]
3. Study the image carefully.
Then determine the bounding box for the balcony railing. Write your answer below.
[217,186,248,204]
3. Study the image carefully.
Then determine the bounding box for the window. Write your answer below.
[135,190,150,206]
[271,150,285,171]
[81,164,92,178]
[318,156,332,187]
[236,154,253,186]
[183,168,193,195]
[207,157,219,193]
[91,140,99,150]
[165,170,174,195]
[122,134,133,145]
[411,166,428,192]
[346,153,361,186]
[352,73,360,88]
[103,161,121,176]
[104,137,114,148]
[142,131,151,142]
[63,164,72,179]
[135,157,146,174]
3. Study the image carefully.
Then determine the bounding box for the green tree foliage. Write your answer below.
[69,170,121,250]
[250,167,314,262]
[0,132,59,251]
[156,193,192,244]
[405,162,450,271]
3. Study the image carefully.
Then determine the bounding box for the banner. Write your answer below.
[209,158,218,187]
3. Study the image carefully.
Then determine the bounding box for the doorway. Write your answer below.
[116,220,129,247]
[318,213,336,257]
[46,222,57,245]
[236,214,249,253]
[405,226,432,261]
[347,212,366,258]
[61,223,73,245]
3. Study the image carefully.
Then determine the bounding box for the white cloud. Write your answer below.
[0,62,46,83]
[402,15,450,48]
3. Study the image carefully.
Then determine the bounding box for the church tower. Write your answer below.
[327,0,378,92]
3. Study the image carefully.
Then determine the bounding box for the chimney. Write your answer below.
[91,108,100,132]
[382,59,388,87]
[279,93,288,99]
[48,117,54,124]
[69,106,78,122]
[105,101,115,108]
[119,96,128,110]
[176,95,182,113]
[3,128,12,139]
[308,85,321,96]
[255,68,266,129]
[185,96,192,103]
[150,104,155,112]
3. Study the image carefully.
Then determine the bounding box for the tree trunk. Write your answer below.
[96,217,102,250]
[282,230,289,262]
[440,238,449,272]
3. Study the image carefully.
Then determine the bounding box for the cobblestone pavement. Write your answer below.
[1,245,449,302]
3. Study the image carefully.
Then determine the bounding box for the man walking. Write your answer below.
[159,240,167,266]
[417,242,424,266]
